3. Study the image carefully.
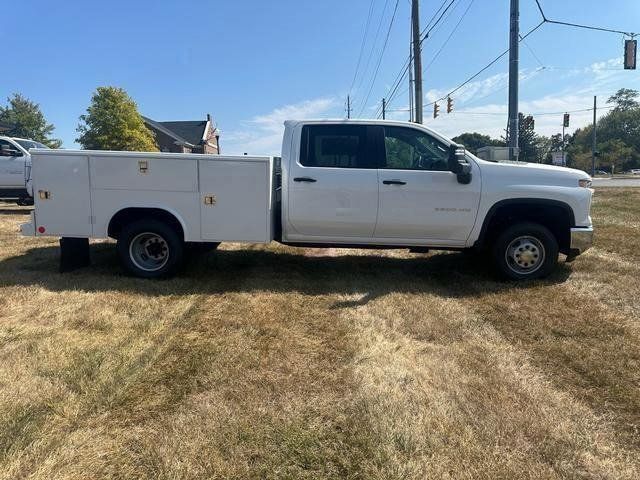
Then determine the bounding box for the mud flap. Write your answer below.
[60,237,90,272]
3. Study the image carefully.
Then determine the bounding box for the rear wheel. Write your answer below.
[492,222,558,280]
[117,219,184,278]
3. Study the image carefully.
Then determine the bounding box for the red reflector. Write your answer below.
[38,226,45,234]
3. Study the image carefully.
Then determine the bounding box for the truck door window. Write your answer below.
[0,140,21,157]
[383,126,449,171]
[300,125,374,168]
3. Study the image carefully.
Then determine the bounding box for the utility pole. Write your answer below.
[592,95,597,176]
[562,119,565,152]
[409,21,414,122]
[411,0,423,123]
[507,0,519,161]
[346,95,352,119]
[382,98,387,120]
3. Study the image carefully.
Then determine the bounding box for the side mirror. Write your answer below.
[448,144,472,184]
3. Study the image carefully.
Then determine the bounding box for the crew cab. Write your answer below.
[0,136,47,204]
[21,120,594,280]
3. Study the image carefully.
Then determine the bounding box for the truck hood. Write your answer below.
[478,160,590,188]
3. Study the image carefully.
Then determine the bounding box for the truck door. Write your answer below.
[0,139,25,188]
[374,125,481,243]
[287,124,379,238]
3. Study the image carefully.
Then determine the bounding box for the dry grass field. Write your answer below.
[0,188,639,479]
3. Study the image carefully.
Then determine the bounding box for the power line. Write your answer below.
[424,0,475,72]
[380,0,459,114]
[420,0,451,34]
[420,0,458,40]
[373,0,452,118]
[425,0,463,39]
[453,65,554,111]
[354,0,392,98]
[423,20,545,108]
[349,0,376,94]
[380,0,462,116]
[451,105,615,117]
[358,0,401,118]
[389,16,549,115]
[390,102,618,117]
[534,0,637,37]
[520,37,544,69]
[381,0,636,121]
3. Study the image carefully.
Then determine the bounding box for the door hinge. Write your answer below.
[203,195,217,206]
[138,160,149,174]
[38,190,51,200]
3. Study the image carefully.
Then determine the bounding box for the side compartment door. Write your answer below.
[199,158,270,242]
[374,126,481,242]
[286,124,379,238]
[33,154,93,237]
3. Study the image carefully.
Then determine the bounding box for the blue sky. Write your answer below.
[3,0,639,154]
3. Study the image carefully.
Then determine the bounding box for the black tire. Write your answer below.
[492,222,558,280]
[116,219,184,278]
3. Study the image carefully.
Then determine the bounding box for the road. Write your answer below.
[592,177,640,187]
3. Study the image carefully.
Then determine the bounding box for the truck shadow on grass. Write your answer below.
[0,243,573,305]
[0,208,32,215]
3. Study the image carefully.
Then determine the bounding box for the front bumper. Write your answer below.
[570,226,594,254]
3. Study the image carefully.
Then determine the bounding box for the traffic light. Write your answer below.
[447,96,453,114]
[563,113,570,128]
[624,39,637,70]
[433,102,440,119]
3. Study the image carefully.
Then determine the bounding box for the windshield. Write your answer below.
[14,139,49,150]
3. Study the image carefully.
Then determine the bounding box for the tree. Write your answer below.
[451,132,504,155]
[0,93,62,147]
[564,94,640,172]
[599,139,634,173]
[517,113,539,162]
[607,88,639,111]
[76,87,158,151]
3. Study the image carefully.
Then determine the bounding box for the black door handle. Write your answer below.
[383,180,406,185]
[293,177,317,183]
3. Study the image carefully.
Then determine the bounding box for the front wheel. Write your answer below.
[117,219,184,278]
[492,222,559,280]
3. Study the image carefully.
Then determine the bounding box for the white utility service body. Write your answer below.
[22,150,274,243]
[21,120,594,280]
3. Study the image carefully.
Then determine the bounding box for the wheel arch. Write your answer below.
[475,198,575,253]
[107,207,186,241]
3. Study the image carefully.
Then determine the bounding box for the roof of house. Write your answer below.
[142,116,217,148]
[159,121,208,146]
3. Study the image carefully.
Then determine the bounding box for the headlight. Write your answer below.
[578,178,592,188]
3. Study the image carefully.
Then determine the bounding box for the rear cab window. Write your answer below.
[300,125,376,168]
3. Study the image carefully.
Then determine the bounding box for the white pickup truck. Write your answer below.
[0,136,47,204]
[21,120,594,280]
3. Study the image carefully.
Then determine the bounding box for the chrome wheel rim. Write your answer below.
[505,235,545,275]
[129,232,170,272]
